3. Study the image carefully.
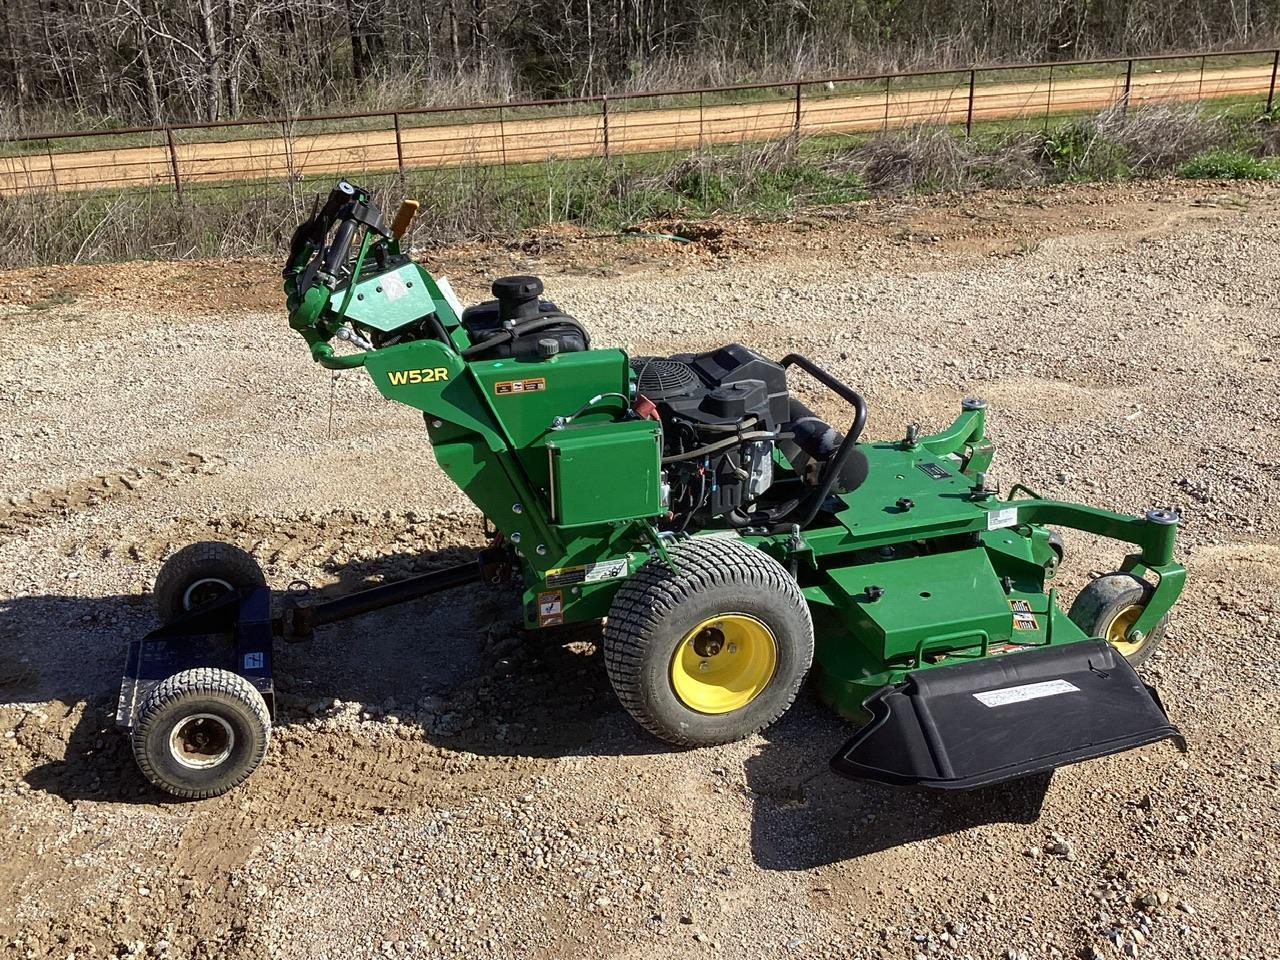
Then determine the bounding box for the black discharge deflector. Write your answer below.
[831,640,1185,790]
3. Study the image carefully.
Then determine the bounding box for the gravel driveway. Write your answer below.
[1,181,1277,959]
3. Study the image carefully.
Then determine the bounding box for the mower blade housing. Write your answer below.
[830,639,1184,789]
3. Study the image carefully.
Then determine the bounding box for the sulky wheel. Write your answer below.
[153,541,266,623]
[1068,572,1168,667]
[603,537,814,746]
[131,668,271,799]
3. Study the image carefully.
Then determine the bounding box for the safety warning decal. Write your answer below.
[987,506,1018,530]
[545,558,629,587]
[1009,598,1039,631]
[381,272,409,303]
[495,377,546,396]
[973,678,1080,708]
[537,590,563,627]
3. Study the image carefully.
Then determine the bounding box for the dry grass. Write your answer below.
[846,126,1044,193]
[1088,104,1229,170]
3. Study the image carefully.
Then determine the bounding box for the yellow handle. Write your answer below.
[391,200,420,239]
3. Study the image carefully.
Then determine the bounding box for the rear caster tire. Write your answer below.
[603,537,814,747]
[154,542,266,623]
[1068,573,1167,667]
[131,668,271,799]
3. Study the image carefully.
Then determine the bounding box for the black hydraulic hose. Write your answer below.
[425,312,451,346]
[460,314,591,358]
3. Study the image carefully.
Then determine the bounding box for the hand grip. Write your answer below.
[391,200,420,239]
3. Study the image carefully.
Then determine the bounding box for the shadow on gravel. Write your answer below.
[7,546,660,804]
[744,700,1051,868]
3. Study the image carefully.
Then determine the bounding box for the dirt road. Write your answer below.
[1,180,1279,959]
[0,63,1274,195]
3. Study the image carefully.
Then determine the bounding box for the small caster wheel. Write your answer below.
[153,541,265,623]
[132,668,271,799]
[1068,573,1167,667]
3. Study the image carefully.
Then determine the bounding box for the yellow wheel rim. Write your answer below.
[669,614,778,715]
[1105,604,1146,657]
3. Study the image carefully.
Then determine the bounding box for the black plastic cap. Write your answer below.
[492,275,545,322]
[492,275,544,301]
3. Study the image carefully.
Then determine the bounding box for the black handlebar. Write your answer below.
[322,218,359,274]
[766,354,868,532]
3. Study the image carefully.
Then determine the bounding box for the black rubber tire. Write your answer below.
[602,537,814,746]
[1067,572,1168,667]
[153,541,266,623]
[131,667,271,799]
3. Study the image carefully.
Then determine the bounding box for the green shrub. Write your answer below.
[1180,148,1279,180]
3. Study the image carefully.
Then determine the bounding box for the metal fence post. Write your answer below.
[392,112,405,177]
[966,69,976,136]
[793,82,802,136]
[45,138,58,191]
[883,76,891,132]
[498,105,508,167]
[698,91,705,152]
[1044,65,1054,130]
[1122,58,1134,112]
[164,126,182,197]
[601,96,609,160]
[1267,49,1279,115]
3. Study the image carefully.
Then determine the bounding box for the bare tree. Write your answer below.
[0,0,1276,131]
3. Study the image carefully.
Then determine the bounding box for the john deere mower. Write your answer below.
[116,181,1185,798]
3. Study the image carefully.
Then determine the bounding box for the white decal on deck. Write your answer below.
[973,678,1080,707]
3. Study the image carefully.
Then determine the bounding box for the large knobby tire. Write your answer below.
[603,537,814,746]
[1067,572,1168,668]
[153,541,266,623]
[132,668,271,799]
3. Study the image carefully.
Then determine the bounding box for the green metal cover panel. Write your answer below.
[548,420,662,527]
[824,548,1013,664]
[331,263,438,332]
[470,349,631,448]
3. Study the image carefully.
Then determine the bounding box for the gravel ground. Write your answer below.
[1,181,1278,960]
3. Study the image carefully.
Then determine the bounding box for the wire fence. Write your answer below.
[1,47,1277,198]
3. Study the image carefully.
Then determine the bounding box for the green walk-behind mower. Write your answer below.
[116,180,1186,799]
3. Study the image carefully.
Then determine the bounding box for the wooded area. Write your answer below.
[2,0,1278,132]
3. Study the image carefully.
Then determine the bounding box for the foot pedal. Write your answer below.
[831,640,1184,790]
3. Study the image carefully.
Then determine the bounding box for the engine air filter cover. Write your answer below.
[630,357,699,400]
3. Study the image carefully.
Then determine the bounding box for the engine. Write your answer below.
[632,344,866,532]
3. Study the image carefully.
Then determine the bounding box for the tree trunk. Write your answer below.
[197,0,223,121]
[2,0,28,127]
[135,0,163,124]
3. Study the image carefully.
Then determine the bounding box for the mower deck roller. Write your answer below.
[117,180,1187,800]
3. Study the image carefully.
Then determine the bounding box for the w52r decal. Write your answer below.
[388,367,450,386]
